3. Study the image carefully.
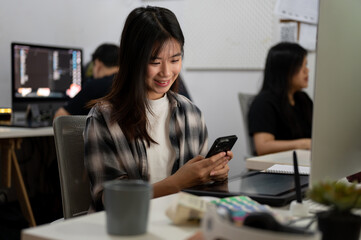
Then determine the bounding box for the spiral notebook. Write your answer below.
[262,164,310,175]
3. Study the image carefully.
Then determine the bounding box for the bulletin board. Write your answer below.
[184,0,277,70]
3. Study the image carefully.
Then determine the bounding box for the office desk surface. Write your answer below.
[0,126,53,138]
[21,193,199,240]
[246,150,311,170]
[21,193,327,240]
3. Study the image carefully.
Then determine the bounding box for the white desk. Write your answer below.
[20,193,328,240]
[0,126,53,138]
[0,126,53,227]
[21,194,199,240]
[246,150,311,171]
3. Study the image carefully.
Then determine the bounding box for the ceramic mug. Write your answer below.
[103,179,152,236]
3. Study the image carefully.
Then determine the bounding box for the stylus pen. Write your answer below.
[293,151,302,203]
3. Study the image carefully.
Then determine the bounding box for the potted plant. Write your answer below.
[307,181,361,240]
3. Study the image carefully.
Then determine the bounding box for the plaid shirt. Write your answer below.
[84,91,208,211]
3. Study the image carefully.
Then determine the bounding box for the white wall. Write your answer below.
[0,0,315,177]
[0,0,141,107]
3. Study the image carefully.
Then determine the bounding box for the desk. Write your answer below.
[246,150,311,171]
[21,193,199,240]
[0,126,53,227]
[20,189,361,240]
[20,193,328,240]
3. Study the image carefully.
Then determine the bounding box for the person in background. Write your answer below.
[84,6,232,211]
[248,42,313,155]
[53,43,119,118]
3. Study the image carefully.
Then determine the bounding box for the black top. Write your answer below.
[248,91,313,140]
[64,74,115,115]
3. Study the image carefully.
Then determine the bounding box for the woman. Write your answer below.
[248,42,313,155]
[84,6,232,211]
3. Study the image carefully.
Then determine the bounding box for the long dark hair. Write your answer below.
[261,42,310,137]
[92,6,184,145]
[261,42,307,97]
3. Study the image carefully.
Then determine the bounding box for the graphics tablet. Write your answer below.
[183,171,309,207]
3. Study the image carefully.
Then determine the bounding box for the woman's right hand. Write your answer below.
[171,152,230,190]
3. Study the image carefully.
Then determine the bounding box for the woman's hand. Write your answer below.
[152,152,231,198]
[171,152,230,190]
[209,151,232,182]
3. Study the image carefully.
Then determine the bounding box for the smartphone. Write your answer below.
[205,135,238,158]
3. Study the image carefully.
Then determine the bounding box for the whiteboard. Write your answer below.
[184,0,277,70]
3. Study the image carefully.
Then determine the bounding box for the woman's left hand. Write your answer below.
[209,151,232,181]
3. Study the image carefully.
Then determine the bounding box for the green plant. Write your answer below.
[307,181,361,213]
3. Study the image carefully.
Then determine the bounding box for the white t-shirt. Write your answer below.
[146,94,176,184]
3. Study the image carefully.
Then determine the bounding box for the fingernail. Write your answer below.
[210,171,215,176]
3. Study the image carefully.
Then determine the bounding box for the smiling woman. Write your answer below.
[83,6,233,212]
[147,39,183,100]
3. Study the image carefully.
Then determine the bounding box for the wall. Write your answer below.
[0,0,315,177]
[0,0,142,107]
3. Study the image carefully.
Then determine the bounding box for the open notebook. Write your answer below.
[262,164,310,175]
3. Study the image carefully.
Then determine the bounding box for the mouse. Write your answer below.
[243,212,312,234]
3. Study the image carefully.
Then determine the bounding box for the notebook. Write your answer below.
[262,164,310,175]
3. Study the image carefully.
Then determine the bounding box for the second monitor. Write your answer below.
[11,42,83,122]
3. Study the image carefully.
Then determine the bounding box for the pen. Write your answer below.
[293,151,302,203]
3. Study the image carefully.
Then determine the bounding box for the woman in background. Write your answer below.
[248,42,313,155]
[84,6,232,211]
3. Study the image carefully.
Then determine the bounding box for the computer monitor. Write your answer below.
[11,42,83,118]
[310,0,361,184]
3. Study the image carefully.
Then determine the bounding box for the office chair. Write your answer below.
[238,92,256,157]
[53,115,91,219]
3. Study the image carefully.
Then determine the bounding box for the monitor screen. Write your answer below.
[11,42,82,102]
[310,0,361,185]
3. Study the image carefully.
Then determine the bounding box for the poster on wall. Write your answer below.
[274,0,319,24]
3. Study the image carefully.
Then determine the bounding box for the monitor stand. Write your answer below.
[26,104,41,122]
[11,101,65,127]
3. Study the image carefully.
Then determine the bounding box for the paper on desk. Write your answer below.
[166,192,211,224]
[263,164,310,175]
